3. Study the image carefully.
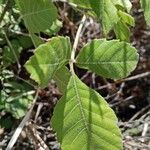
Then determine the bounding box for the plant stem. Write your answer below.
[6,88,40,150]
[3,30,21,73]
[3,31,21,73]
[70,15,86,74]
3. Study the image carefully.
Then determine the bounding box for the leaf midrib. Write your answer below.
[72,76,89,133]
[77,60,136,65]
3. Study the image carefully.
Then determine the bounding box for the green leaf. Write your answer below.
[30,33,44,47]
[44,19,62,36]
[53,66,71,94]
[70,0,119,34]
[140,0,150,26]
[69,1,132,34]
[16,0,58,33]
[1,70,34,119]
[51,75,122,150]
[114,10,134,42]
[118,10,135,26]
[5,94,33,119]
[114,20,130,42]
[0,0,4,4]
[25,36,71,87]
[3,39,23,67]
[17,36,33,49]
[76,39,139,79]
[93,0,119,34]
[112,0,132,12]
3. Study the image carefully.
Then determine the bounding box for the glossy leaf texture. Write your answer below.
[25,36,71,87]
[51,75,122,150]
[76,39,139,79]
[140,0,150,26]
[16,0,58,33]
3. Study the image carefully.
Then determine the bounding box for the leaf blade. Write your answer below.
[53,66,71,94]
[112,0,132,12]
[69,0,119,34]
[140,0,150,26]
[25,36,71,87]
[114,20,130,42]
[51,75,122,150]
[16,0,58,33]
[76,39,139,79]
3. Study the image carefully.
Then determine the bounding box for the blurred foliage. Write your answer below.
[0,69,34,128]
[0,0,34,129]
[0,0,61,129]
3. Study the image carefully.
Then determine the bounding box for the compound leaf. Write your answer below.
[16,0,58,33]
[76,39,139,79]
[51,75,122,150]
[25,36,71,87]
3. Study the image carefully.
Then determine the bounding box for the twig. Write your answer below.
[9,29,30,37]
[98,72,150,90]
[129,104,150,122]
[26,122,49,150]
[110,95,135,107]
[3,30,21,73]
[6,88,40,150]
[92,73,96,88]
[113,82,125,102]
[123,72,150,82]
[15,75,36,88]
[34,103,43,122]
[142,122,148,137]
[70,15,86,74]
[81,71,91,80]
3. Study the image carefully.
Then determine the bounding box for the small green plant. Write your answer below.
[3,0,150,149]
[14,0,140,149]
